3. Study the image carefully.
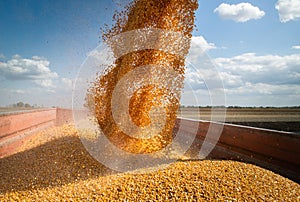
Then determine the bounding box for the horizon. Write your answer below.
[1,103,300,109]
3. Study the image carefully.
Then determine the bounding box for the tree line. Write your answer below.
[7,102,37,108]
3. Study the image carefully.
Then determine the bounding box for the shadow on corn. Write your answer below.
[0,136,117,194]
[0,134,202,194]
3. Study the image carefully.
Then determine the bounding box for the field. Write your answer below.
[0,107,38,114]
[178,107,300,132]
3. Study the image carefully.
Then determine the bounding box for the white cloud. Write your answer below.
[187,36,216,63]
[214,53,300,86]
[184,52,300,106]
[34,79,55,88]
[292,45,300,49]
[190,36,216,52]
[61,77,73,89]
[0,55,58,80]
[0,54,5,59]
[0,55,58,90]
[275,0,300,22]
[232,82,300,95]
[214,3,265,22]
[218,72,243,88]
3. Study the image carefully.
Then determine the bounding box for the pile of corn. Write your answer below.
[88,0,198,154]
[0,124,299,201]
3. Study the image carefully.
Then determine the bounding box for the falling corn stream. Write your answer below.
[87,0,198,154]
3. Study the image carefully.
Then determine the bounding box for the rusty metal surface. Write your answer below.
[0,108,56,139]
[0,108,74,157]
[0,109,55,158]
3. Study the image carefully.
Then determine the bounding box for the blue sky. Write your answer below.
[0,0,300,107]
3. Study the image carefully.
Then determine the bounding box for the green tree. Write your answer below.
[24,103,31,108]
[16,102,24,108]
